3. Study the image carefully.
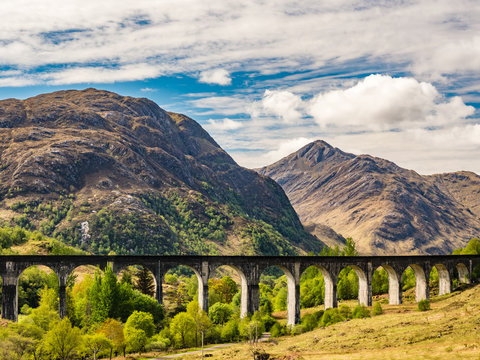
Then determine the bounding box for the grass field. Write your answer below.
[160,284,480,360]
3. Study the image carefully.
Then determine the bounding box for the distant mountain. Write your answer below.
[0,89,325,255]
[259,140,480,254]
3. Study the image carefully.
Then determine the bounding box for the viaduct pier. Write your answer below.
[1,255,479,325]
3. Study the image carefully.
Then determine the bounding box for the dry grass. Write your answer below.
[169,284,480,360]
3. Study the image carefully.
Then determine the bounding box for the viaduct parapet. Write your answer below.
[1,255,479,325]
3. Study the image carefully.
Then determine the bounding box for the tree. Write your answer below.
[209,302,233,324]
[134,266,155,297]
[125,328,148,354]
[187,301,211,347]
[97,318,126,360]
[81,333,111,360]
[42,318,82,360]
[209,276,238,304]
[170,312,196,348]
[124,311,155,338]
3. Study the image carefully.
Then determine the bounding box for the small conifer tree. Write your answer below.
[135,266,155,297]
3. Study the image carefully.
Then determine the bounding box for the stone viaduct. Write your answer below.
[1,255,479,325]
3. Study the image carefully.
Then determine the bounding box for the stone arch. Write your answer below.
[17,265,58,318]
[403,264,428,302]
[456,263,470,284]
[337,265,369,306]
[163,264,205,313]
[300,265,336,309]
[431,264,451,296]
[260,265,298,326]
[380,264,402,305]
[209,264,247,318]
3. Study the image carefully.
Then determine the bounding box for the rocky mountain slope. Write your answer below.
[259,140,480,254]
[0,89,326,255]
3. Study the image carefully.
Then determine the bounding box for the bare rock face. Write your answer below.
[0,89,324,255]
[259,140,480,255]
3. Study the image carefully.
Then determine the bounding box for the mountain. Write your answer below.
[0,88,325,255]
[259,140,480,254]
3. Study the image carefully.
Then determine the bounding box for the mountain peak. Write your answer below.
[0,89,325,256]
[259,140,480,254]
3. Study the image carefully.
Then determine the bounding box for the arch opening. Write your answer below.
[17,265,58,316]
[456,263,470,284]
[299,265,335,310]
[429,264,451,297]
[375,265,401,305]
[402,265,428,302]
[260,265,297,326]
[163,265,200,316]
[337,265,369,306]
[208,265,243,321]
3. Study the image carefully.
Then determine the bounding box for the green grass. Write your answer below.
[170,284,480,359]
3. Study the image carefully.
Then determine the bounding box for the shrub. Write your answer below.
[339,304,352,319]
[262,315,277,331]
[270,322,285,338]
[301,313,318,332]
[372,302,383,316]
[352,305,370,319]
[221,319,239,342]
[312,310,324,322]
[418,299,431,311]
[289,324,305,336]
[320,308,344,327]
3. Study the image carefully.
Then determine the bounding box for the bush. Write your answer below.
[320,308,344,327]
[221,319,239,342]
[352,305,370,319]
[289,324,305,336]
[339,304,352,319]
[301,313,318,332]
[418,299,431,311]
[270,322,285,338]
[372,302,383,316]
[312,310,324,322]
[261,315,277,331]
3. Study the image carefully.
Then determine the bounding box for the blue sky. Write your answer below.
[1,0,480,174]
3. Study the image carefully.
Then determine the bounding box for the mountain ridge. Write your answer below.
[259,140,480,254]
[0,88,328,256]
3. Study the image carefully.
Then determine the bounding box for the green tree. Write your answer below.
[170,312,196,348]
[42,318,82,360]
[125,328,148,354]
[209,302,234,324]
[124,311,155,338]
[134,266,155,297]
[81,333,112,360]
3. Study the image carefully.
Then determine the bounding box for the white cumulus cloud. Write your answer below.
[198,69,232,86]
[308,75,474,130]
[262,90,304,123]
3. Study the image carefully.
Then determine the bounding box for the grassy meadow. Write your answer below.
[162,284,480,360]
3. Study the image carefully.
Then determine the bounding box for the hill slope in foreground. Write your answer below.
[259,140,480,254]
[0,88,326,255]
[210,284,480,360]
